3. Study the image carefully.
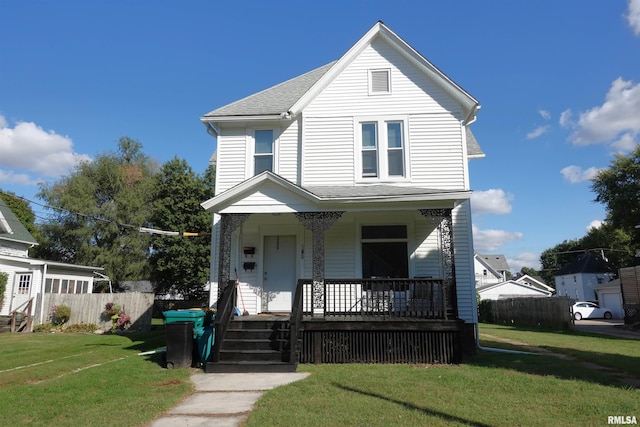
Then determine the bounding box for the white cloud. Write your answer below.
[538,109,551,120]
[627,0,640,36]
[560,165,602,183]
[508,252,542,272]
[611,131,639,153]
[472,224,523,252]
[568,77,640,146]
[586,220,603,232]
[526,125,550,140]
[559,109,573,128]
[0,169,39,186]
[471,189,513,215]
[0,115,91,184]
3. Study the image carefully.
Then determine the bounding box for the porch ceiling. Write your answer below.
[201,171,470,214]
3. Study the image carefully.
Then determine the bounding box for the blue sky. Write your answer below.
[1,1,640,273]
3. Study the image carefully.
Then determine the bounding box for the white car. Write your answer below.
[572,301,613,320]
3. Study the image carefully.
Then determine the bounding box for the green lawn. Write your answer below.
[1,322,638,426]
[0,326,193,426]
[247,323,640,426]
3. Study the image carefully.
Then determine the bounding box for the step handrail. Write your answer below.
[211,280,237,362]
[288,280,304,363]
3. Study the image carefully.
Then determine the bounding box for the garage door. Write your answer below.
[600,292,624,319]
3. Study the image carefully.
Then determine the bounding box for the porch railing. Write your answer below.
[210,280,237,363]
[297,278,446,319]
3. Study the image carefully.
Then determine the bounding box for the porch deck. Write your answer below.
[209,278,464,370]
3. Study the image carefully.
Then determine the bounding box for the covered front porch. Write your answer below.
[202,173,476,369]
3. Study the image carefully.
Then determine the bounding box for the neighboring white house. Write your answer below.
[477,279,553,300]
[200,21,484,352]
[0,197,103,325]
[554,252,616,302]
[474,253,510,287]
[514,274,554,294]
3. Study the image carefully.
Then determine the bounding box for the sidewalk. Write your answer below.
[147,372,310,427]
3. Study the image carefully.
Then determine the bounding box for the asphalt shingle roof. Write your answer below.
[554,252,616,276]
[203,62,336,118]
[0,197,37,246]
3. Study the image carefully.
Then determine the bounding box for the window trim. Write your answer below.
[355,116,410,182]
[246,128,279,178]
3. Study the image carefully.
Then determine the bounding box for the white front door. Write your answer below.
[263,235,296,312]
[10,273,32,313]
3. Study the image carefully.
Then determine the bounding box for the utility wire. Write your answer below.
[1,191,210,237]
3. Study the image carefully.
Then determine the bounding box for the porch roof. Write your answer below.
[201,171,471,213]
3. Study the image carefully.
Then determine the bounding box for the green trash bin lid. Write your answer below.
[163,310,206,330]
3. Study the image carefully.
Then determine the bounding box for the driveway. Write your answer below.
[573,318,640,340]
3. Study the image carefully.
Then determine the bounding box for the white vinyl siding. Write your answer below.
[305,38,460,118]
[409,113,465,189]
[324,217,356,279]
[278,119,299,182]
[302,116,354,186]
[452,200,476,323]
[215,128,249,194]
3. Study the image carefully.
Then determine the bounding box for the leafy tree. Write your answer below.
[35,137,157,288]
[591,145,640,237]
[519,266,540,277]
[148,159,215,299]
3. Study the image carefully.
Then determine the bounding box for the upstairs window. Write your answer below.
[361,123,378,177]
[358,118,407,180]
[369,69,391,94]
[254,130,274,175]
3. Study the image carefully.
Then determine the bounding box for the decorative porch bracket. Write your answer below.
[295,211,344,315]
[218,213,250,293]
[419,208,457,319]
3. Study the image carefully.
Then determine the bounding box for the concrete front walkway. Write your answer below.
[147,372,310,427]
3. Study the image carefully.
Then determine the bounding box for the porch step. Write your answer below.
[205,360,298,373]
[206,317,297,373]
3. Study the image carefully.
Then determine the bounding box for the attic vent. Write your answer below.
[369,69,390,94]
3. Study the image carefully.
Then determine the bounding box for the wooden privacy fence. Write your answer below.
[481,297,573,330]
[39,292,154,331]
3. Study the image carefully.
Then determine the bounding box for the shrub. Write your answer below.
[33,323,58,333]
[50,305,71,326]
[0,271,7,307]
[65,323,98,333]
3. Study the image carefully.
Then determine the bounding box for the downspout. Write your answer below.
[475,325,539,355]
[39,263,48,326]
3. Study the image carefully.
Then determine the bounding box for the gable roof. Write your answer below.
[202,21,480,125]
[514,274,554,293]
[0,197,38,246]
[475,253,510,273]
[201,171,471,213]
[477,279,553,297]
[554,252,617,276]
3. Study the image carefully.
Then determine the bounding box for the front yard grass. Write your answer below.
[248,323,640,426]
[1,322,638,426]
[0,326,192,426]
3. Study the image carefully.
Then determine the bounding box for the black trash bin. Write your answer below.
[165,321,194,369]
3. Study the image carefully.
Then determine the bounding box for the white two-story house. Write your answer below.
[200,22,484,368]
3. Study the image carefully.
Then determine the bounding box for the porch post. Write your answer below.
[295,211,344,316]
[419,208,458,319]
[217,213,250,294]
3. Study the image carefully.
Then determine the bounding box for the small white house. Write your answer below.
[554,253,616,302]
[0,197,103,326]
[474,253,510,287]
[477,279,553,300]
